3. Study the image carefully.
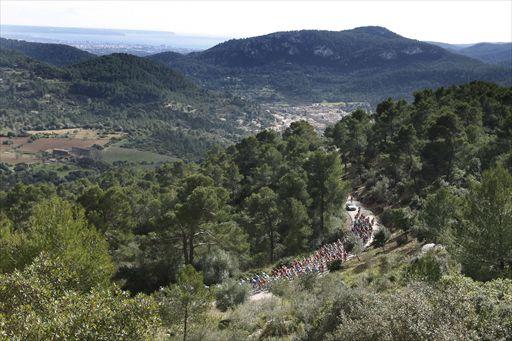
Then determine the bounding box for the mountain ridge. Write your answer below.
[148,26,511,104]
[0,49,271,159]
[0,37,96,66]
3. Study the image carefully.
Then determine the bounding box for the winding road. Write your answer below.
[249,197,380,300]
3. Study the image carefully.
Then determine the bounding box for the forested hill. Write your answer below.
[0,50,272,159]
[0,37,96,66]
[68,53,195,104]
[457,42,512,66]
[149,26,511,104]
[1,81,511,339]
[196,26,473,68]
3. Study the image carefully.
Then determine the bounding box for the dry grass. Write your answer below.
[19,138,109,153]
[0,129,124,164]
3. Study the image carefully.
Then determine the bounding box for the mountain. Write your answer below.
[68,53,194,104]
[427,41,473,51]
[149,27,511,104]
[0,50,272,159]
[457,43,512,66]
[197,27,455,69]
[0,37,96,66]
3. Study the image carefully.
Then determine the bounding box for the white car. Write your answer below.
[345,203,357,211]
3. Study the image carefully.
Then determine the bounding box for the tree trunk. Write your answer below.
[188,235,194,265]
[269,224,274,263]
[182,235,189,264]
[320,190,325,237]
[183,304,188,341]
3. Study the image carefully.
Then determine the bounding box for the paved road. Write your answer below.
[247,197,381,300]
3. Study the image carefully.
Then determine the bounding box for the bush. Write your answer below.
[372,227,390,249]
[275,256,295,269]
[396,233,408,246]
[370,177,390,203]
[0,254,161,340]
[215,279,250,312]
[383,208,415,232]
[327,259,343,272]
[406,246,460,282]
[314,276,512,341]
[380,209,394,227]
[297,272,318,291]
[0,197,114,291]
[225,295,296,339]
[198,249,240,286]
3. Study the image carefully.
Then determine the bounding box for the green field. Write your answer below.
[98,146,177,164]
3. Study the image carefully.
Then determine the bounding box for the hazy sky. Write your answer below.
[1,1,511,43]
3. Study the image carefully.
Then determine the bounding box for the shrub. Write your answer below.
[370,176,390,203]
[406,246,460,282]
[215,279,250,312]
[226,295,296,338]
[0,197,114,291]
[327,259,343,272]
[299,272,317,290]
[198,249,239,286]
[372,227,390,249]
[314,276,512,341]
[380,209,394,227]
[344,232,363,259]
[396,233,408,246]
[0,254,161,340]
[383,208,415,232]
[275,256,295,269]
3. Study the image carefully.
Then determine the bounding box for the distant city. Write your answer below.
[0,24,229,55]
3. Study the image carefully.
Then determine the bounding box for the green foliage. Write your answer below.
[0,197,114,291]
[327,259,343,272]
[384,207,415,233]
[243,186,281,262]
[330,82,512,208]
[217,295,298,339]
[415,187,460,242]
[405,247,460,282]
[446,166,512,281]
[305,151,349,241]
[149,28,511,104]
[215,279,250,312]
[173,176,243,265]
[344,231,364,259]
[317,277,512,341]
[0,254,161,340]
[198,249,240,286]
[157,265,212,340]
[0,49,271,160]
[373,226,391,249]
[0,37,95,66]
[281,198,313,255]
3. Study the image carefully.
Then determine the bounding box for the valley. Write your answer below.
[0,128,124,164]
[265,101,371,131]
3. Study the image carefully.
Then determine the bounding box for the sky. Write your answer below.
[1,1,511,44]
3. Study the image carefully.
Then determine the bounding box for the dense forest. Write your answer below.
[148,27,512,104]
[1,82,511,339]
[0,48,272,159]
[0,37,96,67]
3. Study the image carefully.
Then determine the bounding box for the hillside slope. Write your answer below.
[457,42,512,66]
[149,27,511,104]
[0,37,96,66]
[0,50,272,159]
